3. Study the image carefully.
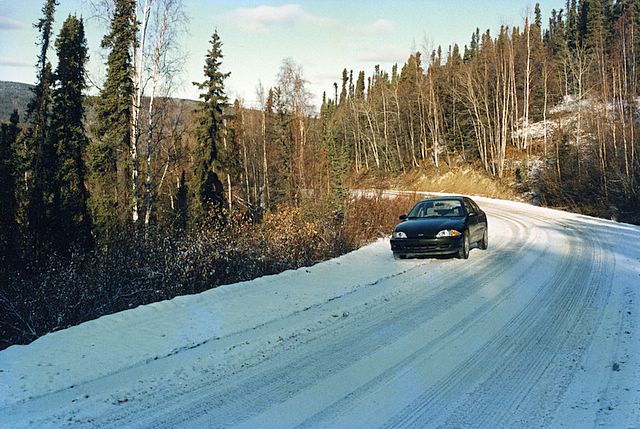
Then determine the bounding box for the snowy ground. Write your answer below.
[1,196,639,428]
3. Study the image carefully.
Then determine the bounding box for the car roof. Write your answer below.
[417,196,465,203]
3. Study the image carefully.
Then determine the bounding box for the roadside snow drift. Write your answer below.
[1,196,639,428]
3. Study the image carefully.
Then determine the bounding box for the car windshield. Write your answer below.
[407,199,464,218]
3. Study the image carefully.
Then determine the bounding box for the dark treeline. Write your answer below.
[1,0,639,347]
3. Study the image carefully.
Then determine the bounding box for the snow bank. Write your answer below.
[0,238,417,405]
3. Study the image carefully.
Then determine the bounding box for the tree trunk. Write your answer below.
[131,0,153,225]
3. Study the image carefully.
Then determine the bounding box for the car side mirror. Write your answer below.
[468,211,477,217]
[399,214,407,221]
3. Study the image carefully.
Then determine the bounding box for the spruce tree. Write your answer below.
[586,0,605,54]
[190,30,229,225]
[262,87,293,209]
[263,88,286,210]
[567,0,579,50]
[274,88,295,206]
[25,0,58,255]
[321,98,349,221]
[535,3,543,28]
[578,0,591,46]
[339,68,348,106]
[51,15,91,251]
[89,0,136,243]
[355,71,366,99]
[222,99,245,207]
[174,170,188,233]
[0,111,20,266]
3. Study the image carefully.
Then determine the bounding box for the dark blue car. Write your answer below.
[390,196,488,259]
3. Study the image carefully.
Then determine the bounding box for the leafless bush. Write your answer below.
[0,195,418,349]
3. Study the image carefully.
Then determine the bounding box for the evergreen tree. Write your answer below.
[25,0,58,255]
[190,30,229,225]
[0,111,20,266]
[579,0,591,45]
[89,0,136,243]
[586,0,605,54]
[51,15,91,251]
[339,68,348,106]
[349,70,355,98]
[223,99,245,206]
[355,71,366,99]
[567,0,579,49]
[464,28,481,62]
[264,87,294,209]
[535,3,543,28]
[321,98,349,220]
[547,9,568,55]
[174,170,188,233]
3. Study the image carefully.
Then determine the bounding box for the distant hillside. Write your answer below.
[0,80,207,126]
[0,81,34,122]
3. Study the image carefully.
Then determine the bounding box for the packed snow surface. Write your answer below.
[1,196,639,428]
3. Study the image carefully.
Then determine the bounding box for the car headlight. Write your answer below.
[392,231,407,239]
[436,229,461,238]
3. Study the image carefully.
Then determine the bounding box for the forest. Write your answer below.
[0,0,639,348]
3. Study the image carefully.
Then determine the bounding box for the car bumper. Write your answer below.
[390,236,463,256]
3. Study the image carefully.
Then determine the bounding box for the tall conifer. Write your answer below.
[321,98,349,220]
[25,0,58,255]
[0,112,20,265]
[174,171,188,233]
[89,0,136,243]
[586,0,605,53]
[51,15,91,251]
[567,0,579,49]
[190,30,229,225]
[339,69,348,106]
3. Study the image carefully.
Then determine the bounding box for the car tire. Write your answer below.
[457,232,470,259]
[479,228,488,250]
[394,253,406,260]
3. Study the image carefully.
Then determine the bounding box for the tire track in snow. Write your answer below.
[291,210,568,429]
[386,218,615,428]
[223,209,559,428]
[80,204,539,428]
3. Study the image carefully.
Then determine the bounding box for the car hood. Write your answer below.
[394,218,466,239]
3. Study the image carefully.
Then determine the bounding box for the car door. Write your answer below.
[464,198,481,242]
[470,199,487,231]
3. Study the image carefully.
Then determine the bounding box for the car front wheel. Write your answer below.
[457,233,470,259]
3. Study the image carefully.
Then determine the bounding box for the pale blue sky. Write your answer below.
[1,0,556,108]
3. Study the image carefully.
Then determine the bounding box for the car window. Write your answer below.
[464,200,476,215]
[408,200,463,218]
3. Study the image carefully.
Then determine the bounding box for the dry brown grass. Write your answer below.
[343,192,417,246]
[352,165,517,200]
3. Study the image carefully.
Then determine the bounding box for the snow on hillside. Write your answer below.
[0,196,638,428]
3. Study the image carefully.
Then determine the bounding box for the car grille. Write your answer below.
[392,238,456,253]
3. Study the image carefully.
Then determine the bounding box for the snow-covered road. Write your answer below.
[1,197,639,428]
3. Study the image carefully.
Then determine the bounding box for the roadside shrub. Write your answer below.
[0,194,420,350]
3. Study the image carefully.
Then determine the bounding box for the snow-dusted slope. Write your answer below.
[1,197,638,428]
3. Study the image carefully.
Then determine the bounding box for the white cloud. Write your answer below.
[0,59,32,68]
[371,19,394,33]
[0,16,25,30]
[356,44,409,64]
[225,4,333,34]
[351,19,395,35]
